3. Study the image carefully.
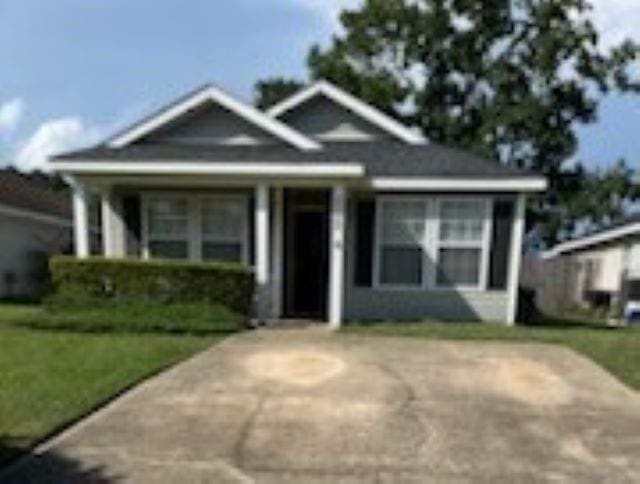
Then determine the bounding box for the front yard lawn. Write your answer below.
[0,304,221,468]
[345,320,640,390]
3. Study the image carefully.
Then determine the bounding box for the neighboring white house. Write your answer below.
[50,80,546,327]
[0,169,72,299]
[537,217,640,316]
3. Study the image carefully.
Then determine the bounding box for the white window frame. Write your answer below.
[141,192,249,264]
[199,195,249,264]
[434,197,493,291]
[373,195,492,291]
[142,194,191,261]
[373,196,434,290]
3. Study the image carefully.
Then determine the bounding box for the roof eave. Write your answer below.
[544,221,640,258]
[50,160,365,178]
[51,159,546,192]
[368,176,547,192]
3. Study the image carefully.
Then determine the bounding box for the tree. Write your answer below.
[254,78,305,110]
[256,0,640,242]
[307,0,639,172]
[541,159,640,241]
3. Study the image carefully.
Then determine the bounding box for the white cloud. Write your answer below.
[0,98,24,133]
[589,0,640,49]
[14,117,103,172]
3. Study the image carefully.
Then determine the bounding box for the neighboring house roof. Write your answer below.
[267,80,427,145]
[0,169,71,226]
[544,215,640,258]
[106,84,321,151]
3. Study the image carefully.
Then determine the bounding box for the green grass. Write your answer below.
[0,303,223,467]
[46,296,243,334]
[5,297,243,335]
[345,319,640,390]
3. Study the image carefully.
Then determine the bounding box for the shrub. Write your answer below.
[48,256,254,316]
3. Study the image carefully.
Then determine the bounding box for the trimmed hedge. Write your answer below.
[49,256,254,316]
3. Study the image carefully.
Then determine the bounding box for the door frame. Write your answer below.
[283,189,330,319]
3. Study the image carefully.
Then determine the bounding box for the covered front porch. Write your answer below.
[70,178,349,328]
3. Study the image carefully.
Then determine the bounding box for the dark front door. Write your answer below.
[287,207,329,319]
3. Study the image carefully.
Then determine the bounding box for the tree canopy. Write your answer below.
[255,0,640,242]
[254,78,304,110]
[544,159,640,240]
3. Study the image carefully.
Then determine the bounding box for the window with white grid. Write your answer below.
[377,199,427,286]
[201,197,247,263]
[436,199,487,288]
[143,194,248,263]
[146,198,189,259]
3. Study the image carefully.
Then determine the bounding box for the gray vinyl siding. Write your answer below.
[343,197,510,323]
[142,102,279,145]
[279,96,392,142]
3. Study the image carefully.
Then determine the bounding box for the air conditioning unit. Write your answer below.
[625,300,640,325]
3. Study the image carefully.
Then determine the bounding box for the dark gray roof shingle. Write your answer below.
[0,169,71,220]
[55,141,539,179]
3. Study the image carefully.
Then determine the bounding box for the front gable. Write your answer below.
[107,85,320,151]
[139,101,280,146]
[268,81,427,145]
[276,94,392,142]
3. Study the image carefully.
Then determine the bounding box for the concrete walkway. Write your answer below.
[4,329,640,483]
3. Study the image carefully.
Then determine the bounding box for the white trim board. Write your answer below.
[0,203,71,228]
[267,80,427,145]
[544,221,640,258]
[55,163,545,191]
[51,161,365,177]
[368,177,547,192]
[107,85,321,151]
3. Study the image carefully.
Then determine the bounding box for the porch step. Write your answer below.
[258,319,326,329]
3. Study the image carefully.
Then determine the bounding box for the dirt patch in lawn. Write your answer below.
[245,350,346,387]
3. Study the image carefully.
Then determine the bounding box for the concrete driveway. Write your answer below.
[4,329,640,483]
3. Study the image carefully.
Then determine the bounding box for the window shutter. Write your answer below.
[489,199,514,290]
[354,199,375,287]
[122,195,142,257]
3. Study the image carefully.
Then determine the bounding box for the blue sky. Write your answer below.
[0,0,639,172]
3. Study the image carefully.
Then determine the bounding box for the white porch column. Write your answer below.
[255,184,270,322]
[101,189,114,258]
[113,196,125,257]
[506,193,526,325]
[328,185,346,329]
[101,188,125,258]
[271,187,284,319]
[72,181,90,258]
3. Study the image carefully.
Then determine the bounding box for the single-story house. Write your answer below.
[51,80,546,327]
[538,216,640,317]
[0,169,72,299]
